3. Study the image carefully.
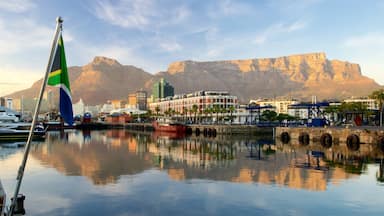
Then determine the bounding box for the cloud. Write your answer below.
[92,0,191,29]
[0,0,35,13]
[343,33,384,47]
[253,21,307,45]
[0,18,53,54]
[208,0,254,18]
[158,41,182,52]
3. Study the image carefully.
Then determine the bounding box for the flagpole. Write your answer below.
[8,17,63,216]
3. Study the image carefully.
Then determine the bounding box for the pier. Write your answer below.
[276,126,384,152]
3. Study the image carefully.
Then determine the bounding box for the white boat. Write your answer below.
[0,107,19,123]
[0,123,46,142]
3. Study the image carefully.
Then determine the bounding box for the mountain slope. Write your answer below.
[7,53,381,105]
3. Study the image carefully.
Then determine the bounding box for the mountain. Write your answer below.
[7,53,382,105]
[158,52,380,102]
[8,56,154,105]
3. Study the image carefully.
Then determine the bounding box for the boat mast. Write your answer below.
[8,17,63,216]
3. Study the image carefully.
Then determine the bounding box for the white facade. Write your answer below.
[73,98,85,116]
[149,91,238,116]
[250,98,299,114]
[344,98,378,110]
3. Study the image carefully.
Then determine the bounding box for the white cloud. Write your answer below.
[0,18,53,54]
[253,21,307,45]
[92,0,191,29]
[158,41,182,52]
[343,33,384,47]
[208,0,253,18]
[0,0,35,13]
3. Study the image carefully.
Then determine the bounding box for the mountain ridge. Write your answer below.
[7,53,381,105]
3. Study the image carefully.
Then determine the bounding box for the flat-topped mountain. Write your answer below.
[7,53,382,105]
[159,52,380,102]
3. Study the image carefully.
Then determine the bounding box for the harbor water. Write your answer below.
[1,129,384,215]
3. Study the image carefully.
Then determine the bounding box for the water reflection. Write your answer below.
[29,129,384,191]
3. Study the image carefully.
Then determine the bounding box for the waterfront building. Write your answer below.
[288,102,330,121]
[110,99,126,109]
[128,90,148,110]
[73,98,85,116]
[136,90,147,110]
[148,90,238,121]
[0,97,5,107]
[344,98,378,110]
[250,98,299,114]
[152,78,174,100]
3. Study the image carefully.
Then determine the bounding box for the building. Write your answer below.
[127,90,148,110]
[250,98,299,114]
[344,98,378,110]
[148,90,238,118]
[136,90,147,110]
[152,78,174,101]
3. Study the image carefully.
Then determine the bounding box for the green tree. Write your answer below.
[370,89,384,126]
[261,110,278,121]
[155,106,160,119]
[228,105,236,124]
[192,104,198,123]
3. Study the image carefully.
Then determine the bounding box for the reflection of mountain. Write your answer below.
[31,130,153,185]
[29,130,383,190]
[149,140,356,190]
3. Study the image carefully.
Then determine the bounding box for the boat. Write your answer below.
[152,118,187,134]
[0,123,46,142]
[0,106,19,123]
[0,180,5,215]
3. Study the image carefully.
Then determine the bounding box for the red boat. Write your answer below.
[152,118,187,134]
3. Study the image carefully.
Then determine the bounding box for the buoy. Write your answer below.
[195,128,200,136]
[346,134,360,151]
[298,132,310,145]
[320,133,332,148]
[280,132,290,144]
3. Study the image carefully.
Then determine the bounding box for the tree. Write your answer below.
[370,89,384,126]
[261,110,277,121]
[192,104,198,123]
[228,105,235,124]
[213,105,221,124]
[155,106,160,119]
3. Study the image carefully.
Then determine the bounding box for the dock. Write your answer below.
[276,126,384,152]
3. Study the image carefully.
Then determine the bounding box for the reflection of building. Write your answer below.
[30,130,380,191]
[152,78,174,101]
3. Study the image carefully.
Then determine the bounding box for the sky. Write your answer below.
[1,0,384,96]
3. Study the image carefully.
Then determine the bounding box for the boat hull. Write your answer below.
[152,121,187,134]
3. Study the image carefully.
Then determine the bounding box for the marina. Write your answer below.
[0,129,384,215]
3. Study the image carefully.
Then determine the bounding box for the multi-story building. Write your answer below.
[128,91,148,110]
[136,90,147,110]
[344,98,378,110]
[148,90,238,116]
[250,98,299,114]
[152,78,174,101]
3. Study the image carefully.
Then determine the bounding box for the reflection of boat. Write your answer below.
[0,141,26,148]
[0,123,46,141]
[152,118,187,134]
[43,121,75,131]
[0,180,5,215]
[152,131,186,140]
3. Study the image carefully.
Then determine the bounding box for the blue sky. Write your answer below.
[1,0,384,96]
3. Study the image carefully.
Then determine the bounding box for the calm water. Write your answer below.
[1,129,384,216]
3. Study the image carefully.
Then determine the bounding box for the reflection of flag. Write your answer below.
[47,35,74,125]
